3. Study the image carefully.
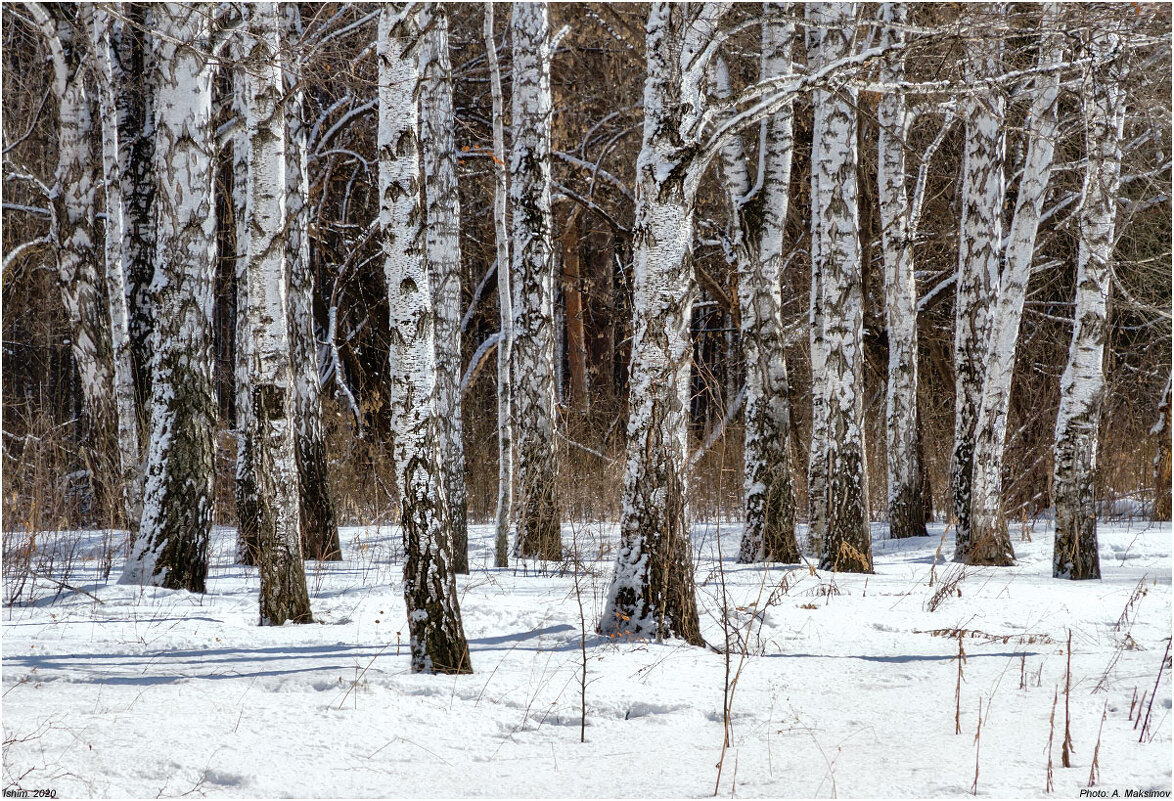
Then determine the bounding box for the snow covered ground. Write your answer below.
[3,518,1171,798]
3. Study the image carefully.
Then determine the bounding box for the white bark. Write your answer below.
[29,4,121,522]
[120,2,216,592]
[969,5,1063,563]
[1052,21,1126,580]
[601,3,727,646]
[379,3,471,673]
[876,2,926,540]
[420,5,468,572]
[510,2,562,561]
[88,4,143,530]
[485,3,514,569]
[808,2,871,573]
[245,2,313,625]
[284,4,341,562]
[713,4,800,565]
[951,4,1006,562]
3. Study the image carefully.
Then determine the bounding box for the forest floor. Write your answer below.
[2,517,1171,798]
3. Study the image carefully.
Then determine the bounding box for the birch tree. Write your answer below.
[24,3,122,522]
[379,3,472,673]
[808,2,872,573]
[600,3,729,645]
[1154,377,1171,522]
[510,2,563,562]
[284,5,341,562]
[420,5,469,573]
[876,2,926,540]
[113,3,156,417]
[1052,21,1126,580]
[87,4,143,530]
[119,2,216,592]
[485,3,513,569]
[951,4,1006,562]
[969,5,1063,565]
[713,4,800,564]
[243,2,313,624]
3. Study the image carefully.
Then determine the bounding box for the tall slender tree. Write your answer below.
[119,1,216,592]
[243,2,313,624]
[510,2,563,562]
[951,4,1006,562]
[1052,19,1126,581]
[420,5,469,573]
[969,5,1063,565]
[485,2,514,569]
[876,2,927,540]
[808,2,872,573]
[283,5,341,562]
[379,2,472,673]
[713,4,800,565]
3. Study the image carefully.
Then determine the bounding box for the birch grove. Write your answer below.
[510,2,563,562]
[378,3,472,673]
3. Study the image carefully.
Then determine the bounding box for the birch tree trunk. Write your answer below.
[601,3,726,646]
[877,2,926,540]
[951,5,1006,561]
[113,3,156,419]
[233,40,260,566]
[713,7,800,565]
[485,3,514,569]
[809,2,872,573]
[119,2,216,592]
[1153,377,1171,522]
[1052,23,1126,580]
[30,5,121,524]
[244,2,313,625]
[284,4,341,562]
[88,4,143,530]
[379,3,472,673]
[805,13,828,561]
[969,5,1063,565]
[420,5,469,573]
[510,2,563,562]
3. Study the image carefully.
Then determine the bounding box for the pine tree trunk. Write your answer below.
[1052,24,1126,581]
[88,5,144,531]
[380,4,472,673]
[113,3,156,423]
[877,3,926,540]
[421,6,469,573]
[809,2,872,573]
[951,5,1006,561]
[601,3,722,646]
[233,42,260,567]
[485,3,514,569]
[510,2,563,562]
[283,5,341,562]
[119,2,216,593]
[969,5,1062,566]
[243,2,314,625]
